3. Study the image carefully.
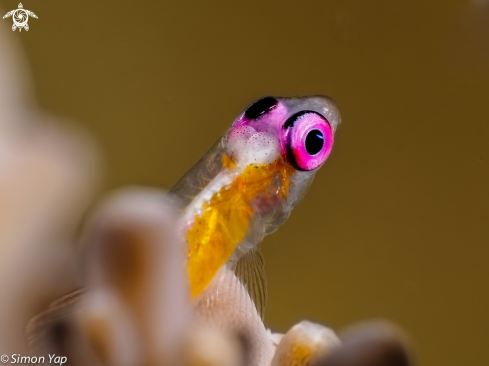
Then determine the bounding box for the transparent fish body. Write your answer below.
[170,96,341,300]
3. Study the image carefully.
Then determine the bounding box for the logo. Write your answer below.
[3,3,38,32]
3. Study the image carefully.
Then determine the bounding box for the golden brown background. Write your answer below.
[4,0,489,364]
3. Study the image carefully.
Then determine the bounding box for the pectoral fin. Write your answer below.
[234,249,268,319]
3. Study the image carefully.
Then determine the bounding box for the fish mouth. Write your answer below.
[279,95,341,133]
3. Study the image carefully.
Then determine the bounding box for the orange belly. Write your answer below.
[186,157,295,298]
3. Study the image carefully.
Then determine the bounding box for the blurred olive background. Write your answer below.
[3,0,489,364]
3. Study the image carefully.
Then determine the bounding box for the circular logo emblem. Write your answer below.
[12,9,28,27]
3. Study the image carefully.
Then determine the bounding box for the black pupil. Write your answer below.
[305,130,324,155]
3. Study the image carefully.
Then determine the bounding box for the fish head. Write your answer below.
[227,96,340,172]
[224,96,341,229]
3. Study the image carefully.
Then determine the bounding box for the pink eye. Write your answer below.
[284,111,334,171]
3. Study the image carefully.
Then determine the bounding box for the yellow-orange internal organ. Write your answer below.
[186,157,295,298]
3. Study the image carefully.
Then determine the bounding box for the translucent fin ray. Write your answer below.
[234,249,267,319]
